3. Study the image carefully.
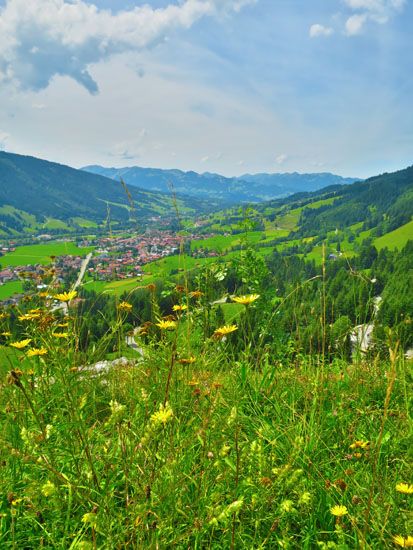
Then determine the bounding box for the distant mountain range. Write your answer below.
[0,151,212,236]
[82,164,360,203]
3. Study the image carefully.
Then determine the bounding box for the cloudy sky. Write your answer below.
[0,0,412,178]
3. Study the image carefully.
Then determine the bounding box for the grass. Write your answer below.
[0,242,95,268]
[0,287,410,548]
[0,280,24,300]
[375,219,413,250]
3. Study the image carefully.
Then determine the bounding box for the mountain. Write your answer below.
[82,164,360,203]
[0,151,211,236]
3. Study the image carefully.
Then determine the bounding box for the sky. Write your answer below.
[0,0,412,179]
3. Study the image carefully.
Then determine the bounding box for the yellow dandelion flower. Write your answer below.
[27,348,48,357]
[52,332,69,338]
[231,294,260,305]
[393,535,413,547]
[18,313,41,321]
[54,290,77,302]
[0,312,9,320]
[212,324,238,339]
[117,301,133,312]
[57,322,69,328]
[10,338,32,349]
[29,309,42,314]
[1,331,11,337]
[156,320,177,330]
[150,403,173,425]
[396,483,413,495]
[330,505,348,517]
[172,304,188,312]
[350,440,370,450]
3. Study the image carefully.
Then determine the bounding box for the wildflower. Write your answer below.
[0,312,9,320]
[10,338,32,349]
[392,536,413,547]
[280,500,296,513]
[1,331,11,337]
[117,301,133,312]
[231,294,260,305]
[212,324,238,339]
[41,480,56,497]
[57,322,69,328]
[330,505,348,517]
[18,313,41,321]
[350,440,370,450]
[54,290,77,302]
[27,348,48,357]
[298,492,312,505]
[146,283,156,292]
[150,403,173,425]
[175,285,186,292]
[178,356,196,365]
[172,304,188,312]
[52,332,68,338]
[156,319,176,330]
[38,291,49,298]
[396,483,413,495]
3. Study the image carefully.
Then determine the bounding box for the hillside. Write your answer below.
[83,164,359,203]
[0,152,210,236]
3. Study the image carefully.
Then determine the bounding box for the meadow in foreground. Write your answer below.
[0,257,412,549]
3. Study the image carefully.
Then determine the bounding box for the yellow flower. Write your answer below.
[52,332,69,338]
[393,535,413,547]
[330,505,348,517]
[38,291,49,298]
[1,331,11,337]
[150,403,173,425]
[156,320,177,330]
[231,294,260,305]
[212,324,238,339]
[10,338,32,349]
[57,322,69,328]
[27,348,48,357]
[396,483,413,495]
[172,304,188,312]
[117,301,133,312]
[350,440,370,450]
[82,512,97,528]
[54,290,77,302]
[18,313,41,321]
[0,312,9,320]
[41,480,56,497]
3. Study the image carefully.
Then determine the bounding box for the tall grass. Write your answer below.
[0,246,411,549]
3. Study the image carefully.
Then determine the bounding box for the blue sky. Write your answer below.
[0,0,412,178]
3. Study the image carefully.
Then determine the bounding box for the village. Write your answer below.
[0,230,219,304]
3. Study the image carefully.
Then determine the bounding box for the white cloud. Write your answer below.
[0,0,255,94]
[0,130,9,149]
[201,155,210,163]
[345,13,369,34]
[309,24,334,38]
[343,0,406,35]
[275,153,287,164]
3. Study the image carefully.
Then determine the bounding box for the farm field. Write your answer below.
[0,280,24,300]
[375,219,413,250]
[0,242,95,268]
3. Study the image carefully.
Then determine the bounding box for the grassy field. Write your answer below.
[375,219,413,250]
[0,280,24,300]
[0,242,95,268]
[0,284,410,548]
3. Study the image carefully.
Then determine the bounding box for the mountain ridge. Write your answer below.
[82,164,361,203]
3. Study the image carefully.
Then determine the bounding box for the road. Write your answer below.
[74,252,93,290]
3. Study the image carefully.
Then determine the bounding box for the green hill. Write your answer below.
[0,151,211,235]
